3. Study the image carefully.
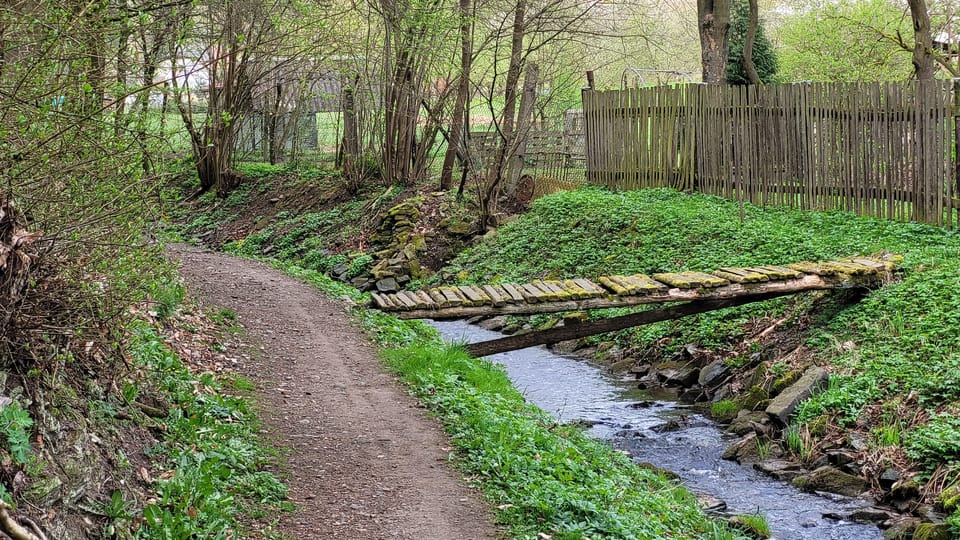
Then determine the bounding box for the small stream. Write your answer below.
[430,320,882,540]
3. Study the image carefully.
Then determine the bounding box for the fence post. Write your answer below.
[953,79,960,228]
[582,76,594,183]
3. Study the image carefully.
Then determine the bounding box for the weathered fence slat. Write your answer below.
[583,81,958,227]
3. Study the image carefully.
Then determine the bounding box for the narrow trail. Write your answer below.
[168,244,497,540]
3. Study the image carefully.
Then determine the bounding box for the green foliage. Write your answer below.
[346,254,374,279]
[236,163,288,180]
[377,337,747,539]
[711,400,740,420]
[147,278,186,319]
[774,0,912,82]
[785,424,813,462]
[130,323,289,538]
[730,513,771,538]
[726,0,778,85]
[798,245,960,431]
[906,412,960,468]
[949,508,960,537]
[0,403,33,465]
[755,438,771,461]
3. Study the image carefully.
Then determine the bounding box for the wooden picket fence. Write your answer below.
[582,81,960,227]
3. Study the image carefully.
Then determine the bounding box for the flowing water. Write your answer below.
[430,320,883,540]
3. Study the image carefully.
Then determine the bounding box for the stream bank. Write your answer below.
[431,320,885,540]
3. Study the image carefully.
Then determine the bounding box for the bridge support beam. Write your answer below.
[465,291,793,358]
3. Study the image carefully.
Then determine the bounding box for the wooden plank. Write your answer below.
[469,285,492,303]
[651,273,695,289]
[850,257,896,271]
[750,265,803,280]
[519,283,543,303]
[438,287,464,306]
[530,281,560,301]
[573,278,604,295]
[623,274,669,293]
[561,279,591,299]
[597,276,630,295]
[392,292,418,309]
[539,280,568,296]
[679,271,729,288]
[416,290,437,308]
[459,285,485,305]
[397,291,422,309]
[713,269,768,283]
[482,285,507,307]
[717,267,769,283]
[500,283,527,302]
[428,289,448,307]
[371,293,395,310]
[608,276,639,295]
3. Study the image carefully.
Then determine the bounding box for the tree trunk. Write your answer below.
[741,0,760,85]
[908,0,936,80]
[439,0,473,191]
[482,0,526,226]
[697,0,731,84]
[507,63,538,192]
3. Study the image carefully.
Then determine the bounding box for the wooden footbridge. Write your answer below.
[370,256,898,356]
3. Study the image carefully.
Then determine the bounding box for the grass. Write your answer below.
[710,400,740,422]
[131,320,290,538]
[729,514,771,539]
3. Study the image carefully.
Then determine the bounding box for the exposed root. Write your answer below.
[0,500,46,540]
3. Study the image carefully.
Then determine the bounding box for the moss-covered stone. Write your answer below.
[771,368,804,395]
[939,485,960,512]
[792,465,867,497]
[912,522,951,540]
[737,385,769,411]
[446,221,473,235]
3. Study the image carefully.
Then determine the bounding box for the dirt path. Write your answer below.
[168,244,498,540]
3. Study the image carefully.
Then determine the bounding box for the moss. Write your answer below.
[771,369,804,395]
[913,522,951,540]
[711,400,740,423]
[940,485,960,513]
[737,385,770,411]
[805,415,829,437]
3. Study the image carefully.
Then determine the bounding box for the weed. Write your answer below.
[875,421,902,447]
[785,424,813,462]
[131,323,290,538]
[730,513,771,538]
[0,402,33,465]
[769,361,788,378]
[711,400,740,421]
[755,438,771,461]
[147,278,185,319]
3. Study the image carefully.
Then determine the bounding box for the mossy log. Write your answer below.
[465,292,792,357]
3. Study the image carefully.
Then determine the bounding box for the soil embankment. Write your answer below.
[168,244,497,540]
